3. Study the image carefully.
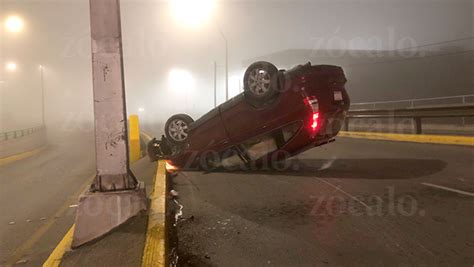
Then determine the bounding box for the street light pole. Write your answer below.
[225,37,228,101]
[39,65,45,126]
[217,25,228,101]
[214,61,217,107]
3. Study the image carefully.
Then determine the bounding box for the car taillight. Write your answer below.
[304,96,321,132]
[310,112,319,131]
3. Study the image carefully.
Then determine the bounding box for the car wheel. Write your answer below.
[243,61,279,106]
[165,114,194,145]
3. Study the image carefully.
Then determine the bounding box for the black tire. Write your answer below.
[165,114,194,145]
[243,61,279,107]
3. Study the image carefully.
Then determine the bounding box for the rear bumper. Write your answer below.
[274,110,347,157]
[317,109,347,139]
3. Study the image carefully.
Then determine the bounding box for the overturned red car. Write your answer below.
[148,61,350,170]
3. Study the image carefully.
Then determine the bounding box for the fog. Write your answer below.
[0,0,472,137]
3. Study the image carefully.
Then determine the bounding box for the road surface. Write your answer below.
[0,133,157,266]
[0,134,96,266]
[172,138,474,266]
[1,135,472,266]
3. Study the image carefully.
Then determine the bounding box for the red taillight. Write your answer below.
[310,112,319,131]
[304,96,320,132]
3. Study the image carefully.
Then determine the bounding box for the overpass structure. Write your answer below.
[0,95,473,266]
[0,1,473,266]
[1,121,473,266]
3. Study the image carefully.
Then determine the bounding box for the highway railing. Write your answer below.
[351,95,474,110]
[0,125,45,141]
[346,95,474,134]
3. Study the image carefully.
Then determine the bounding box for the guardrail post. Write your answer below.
[414,117,422,134]
[71,0,146,248]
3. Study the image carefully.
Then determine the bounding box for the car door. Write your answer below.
[219,91,305,144]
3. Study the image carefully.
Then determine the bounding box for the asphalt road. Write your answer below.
[0,132,158,267]
[1,135,472,266]
[172,138,474,266]
[0,134,96,266]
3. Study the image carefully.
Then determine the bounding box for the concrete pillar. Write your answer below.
[89,0,136,191]
[72,0,146,248]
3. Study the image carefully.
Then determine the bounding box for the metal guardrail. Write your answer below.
[351,95,474,110]
[0,125,45,141]
[346,95,474,134]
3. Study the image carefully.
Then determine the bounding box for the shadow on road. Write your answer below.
[211,158,447,180]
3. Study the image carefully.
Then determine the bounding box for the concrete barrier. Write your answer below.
[339,131,474,146]
[0,127,47,159]
[129,115,141,163]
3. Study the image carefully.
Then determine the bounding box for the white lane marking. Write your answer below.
[316,178,372,210]
[318,157,337,171]
[421,182,474,197]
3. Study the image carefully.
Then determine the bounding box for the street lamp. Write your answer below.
[169,0,229,102]
[170,0,215,28]
[5,15,24,33]
[6,62,17,72]
[168,68,194,113]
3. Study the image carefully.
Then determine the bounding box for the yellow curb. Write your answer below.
[339,131,474,146]
[0,145,46,167]
[142,160,167,267]
[42,225,75,267]
[129,115,141,163]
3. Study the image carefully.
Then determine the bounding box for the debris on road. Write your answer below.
[173,199,184,227]
[8,221,15,225]
[170,190,179,197]
[181,215,194,223]
[15,259,28,264]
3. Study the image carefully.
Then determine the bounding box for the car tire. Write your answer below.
[243,61,279,107]
[165,114,194,145]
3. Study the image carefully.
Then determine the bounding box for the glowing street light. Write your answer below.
[5,15,24,33]
[6,62,17,72]
[168,68,194,112]
[168,68,195,94]
[169,0,229,102]
[169,0,215,28]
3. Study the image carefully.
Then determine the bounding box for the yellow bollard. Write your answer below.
[129,115,141,162]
